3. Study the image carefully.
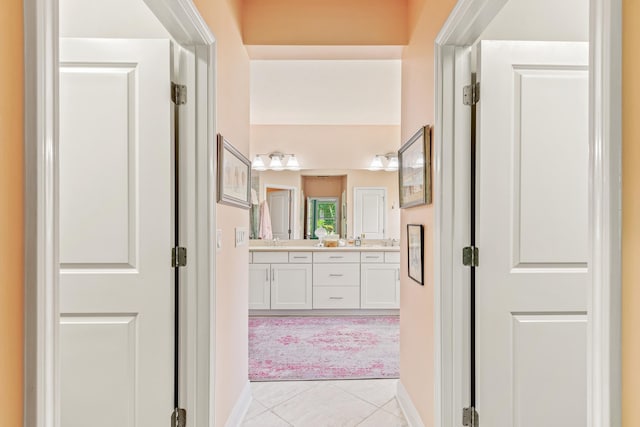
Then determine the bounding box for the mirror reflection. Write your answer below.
[250,169,400,242]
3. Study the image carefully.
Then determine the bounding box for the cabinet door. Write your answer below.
[249,264,271,309]
[271,264,313,309]
[361,264,400,309]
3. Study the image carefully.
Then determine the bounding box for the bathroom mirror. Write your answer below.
[250,169,400,241]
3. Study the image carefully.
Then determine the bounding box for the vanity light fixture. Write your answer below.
[252,155,266,171]
[251,152,302,171]
[368,153,398,171]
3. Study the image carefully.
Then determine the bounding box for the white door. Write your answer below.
[59,39,173,426]
[271,264,313,309]
[354,188,385,239]
[249,264,271,309]
[268,190,292,239]
[476,41,588,426]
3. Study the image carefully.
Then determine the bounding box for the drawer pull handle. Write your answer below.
[366,256,378,259]
[329,256,343,259]
[329,274,344,277]
[329,297,344,300]
[292,256,307,259]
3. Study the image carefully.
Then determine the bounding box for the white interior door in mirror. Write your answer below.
[59,38,173,427]
[354,187,386,239]
[268,189,292,239]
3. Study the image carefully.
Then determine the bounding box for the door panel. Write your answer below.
[268,190,291,239]
[60,38,172,426]
[271,264,312,309]
[354,188,385,239]
[475,41,588,427]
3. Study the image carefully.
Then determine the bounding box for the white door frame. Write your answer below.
[433,0,621,426]
[23,1,218,426]
[263,184,298,239]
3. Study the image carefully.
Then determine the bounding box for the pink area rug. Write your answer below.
[249,316,399,381]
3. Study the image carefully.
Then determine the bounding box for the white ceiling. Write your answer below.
[250,60,402,125]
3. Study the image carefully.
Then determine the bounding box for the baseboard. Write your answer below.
[397,380,425,427]
[225,380,252,427]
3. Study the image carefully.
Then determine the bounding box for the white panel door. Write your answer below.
[476,41,588,427]
[354,188,385,239]
[268,190,292,239]
[59,38,172,427]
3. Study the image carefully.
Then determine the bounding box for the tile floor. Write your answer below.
[242,379,408,427]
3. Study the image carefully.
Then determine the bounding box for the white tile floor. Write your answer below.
[242,379,408,427]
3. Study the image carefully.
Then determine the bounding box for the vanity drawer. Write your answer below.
[385,252,401,263]
[313,264,360,287]
[252,251,288,263]
[313,252,360,263]
[361,252,384,263]
[313,287,360,309]
[289,252,312,263]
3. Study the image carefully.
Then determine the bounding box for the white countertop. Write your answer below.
[249,245,400,252]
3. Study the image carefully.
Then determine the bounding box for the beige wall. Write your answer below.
[0,0,23,425]
[622,0,640,423]
[399,0,457,425]
[193,0,251,424]
[242,0,408,45]
[251,125,401,170]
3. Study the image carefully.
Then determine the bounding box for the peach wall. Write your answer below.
[242,0,408,46]
[250,125,401,170]
[622,0,640,424]
[193,0,251,425]
[399,0,457,425]
[0,0,24,425]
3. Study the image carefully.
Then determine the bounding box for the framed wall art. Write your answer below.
[398,125,431,208]
[217,134,251,209]
[407,224,424,285]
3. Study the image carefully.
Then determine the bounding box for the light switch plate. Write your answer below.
[235,227,248,247]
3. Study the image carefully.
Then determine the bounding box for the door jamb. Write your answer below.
[433,0,622,426]
[23,1,218,426]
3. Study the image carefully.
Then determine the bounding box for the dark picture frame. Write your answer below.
[398,125,431,208]
[407,224,424,285]
[217,134,251,209]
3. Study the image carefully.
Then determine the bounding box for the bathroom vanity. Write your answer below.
[249,246,400,312]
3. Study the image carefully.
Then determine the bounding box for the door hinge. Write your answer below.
[463,246,479,267]
[171,408,186,427]
[463,83,480,106]
[171,82,187,105]
[172,247,187,268]
[462,406,479,427]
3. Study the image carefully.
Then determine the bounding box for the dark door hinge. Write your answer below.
[463,246,479,267]
[463,82,480,106]
[171,82,187,105]
[172,247,187,268]
[462,406,479,427]
[171,408,186,427]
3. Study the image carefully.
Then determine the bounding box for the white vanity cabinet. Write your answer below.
[249,251,312,310]
[249,248,400,311]
[361,252,400,309]
[249,264,271,309]
[313,252,361,309]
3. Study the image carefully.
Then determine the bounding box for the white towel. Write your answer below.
[259,200,273,240]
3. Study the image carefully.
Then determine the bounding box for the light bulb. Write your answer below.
[286,155,300,171]
[252,155,266,171]
[269,154,284,171]
[368,155,384,171]
[385,155,398,171]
